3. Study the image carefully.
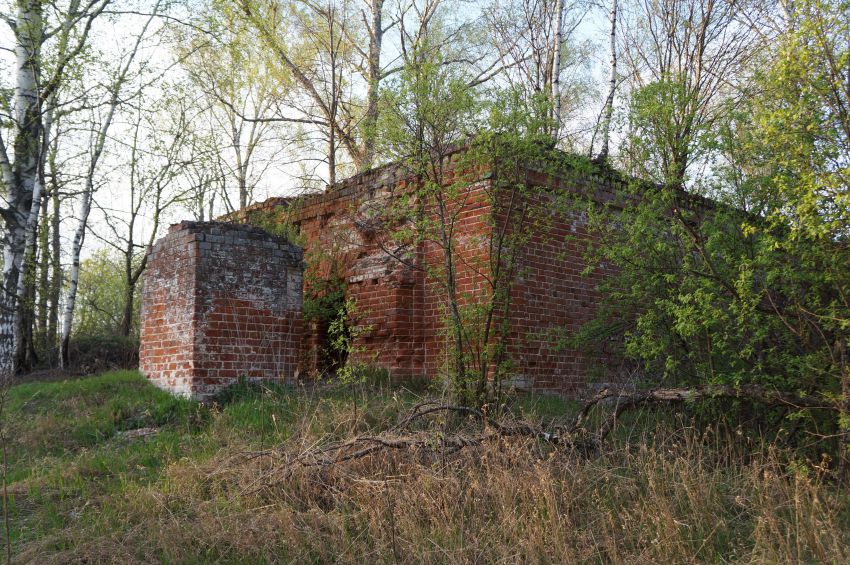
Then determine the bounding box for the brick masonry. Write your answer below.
[139,221,304,400]
[141,153,632,399]
[232,154,631,397]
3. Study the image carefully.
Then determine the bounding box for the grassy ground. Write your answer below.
[3,371,849,563]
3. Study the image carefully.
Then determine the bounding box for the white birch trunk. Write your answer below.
[363,0,384,169]
[598,0,618,160]
[59,184,92,367]
[13,106,53,365]
[0,0,43,377]
[60,101,116,366]
[551,0,565,140]
[15,106,53,317]
[59,4,159,366]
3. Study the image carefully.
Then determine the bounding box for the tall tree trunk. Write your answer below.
[119,110,140,338]
[2,0,97,373]
[60,187,92,367]
[435,195,466,400]
[15,103,54,369]
[15,227,38,370]
[598,0,618,161]
[362,0,384,169]
[119,284,135,338]
[328,4,339,185]
[551,0,564,140]
[118,242,133,336]
[233,128,248,210]
[328,130,336,185]
[47,183,60,363]
[0,0,43,376]
[36,189,49,354]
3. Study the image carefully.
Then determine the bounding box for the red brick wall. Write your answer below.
[286,167,428,379]
[500,169,629,396]
[138,226,199,396]
[140,221,303,399]
[259,159,497,383]
[204,154,631,397]
[418,179,495,379]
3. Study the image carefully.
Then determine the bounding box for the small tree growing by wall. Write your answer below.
[377,47,576,407]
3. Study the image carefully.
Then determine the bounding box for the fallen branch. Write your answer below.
[241,384,839,488]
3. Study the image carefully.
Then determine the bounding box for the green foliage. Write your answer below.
[246,206,303,244]
[303,274,377,384]
[627,76,708,185]
[326,297,366,384]
[577,0,850,452]
[73,247,139,338]
[378,44,480,168]
[302,274,346,325]
[377,45,483,403]
[301,260,350,377]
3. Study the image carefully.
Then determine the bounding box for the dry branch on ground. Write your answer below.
[238,384,841,492]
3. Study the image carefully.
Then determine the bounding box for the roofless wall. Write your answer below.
[141,152,634,399]
[139,221,304,400]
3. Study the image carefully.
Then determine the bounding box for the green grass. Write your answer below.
[5,372,208,549]
[3,371,849,563]
[7,371,204,479]
[3,370,426,558]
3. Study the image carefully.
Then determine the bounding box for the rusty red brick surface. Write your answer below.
[139,221,303,399]
[143,156,631,399]
[241,159,628,396]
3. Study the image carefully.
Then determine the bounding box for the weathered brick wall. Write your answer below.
[212,152,633,397]
[140,221,304,399]
[501,169,629,396]
[138,225,199,396]
[240,155,495,383]
[286,166,428,379]
[418,179,495,379]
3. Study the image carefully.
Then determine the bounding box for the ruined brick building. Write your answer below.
[140,150,631,399]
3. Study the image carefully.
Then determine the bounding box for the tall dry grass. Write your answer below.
[16,389,850,564]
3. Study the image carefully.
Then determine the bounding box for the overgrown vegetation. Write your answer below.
[5,371,850,562]
[376,50,583,406]
[575,0,850,466]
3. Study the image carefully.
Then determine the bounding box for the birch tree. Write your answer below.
[0,0,111,374]
[60,4,161,365]
[551,0,564,137]
[590,0,618,161]
[14,0,85,368]
[483,0,591,145]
